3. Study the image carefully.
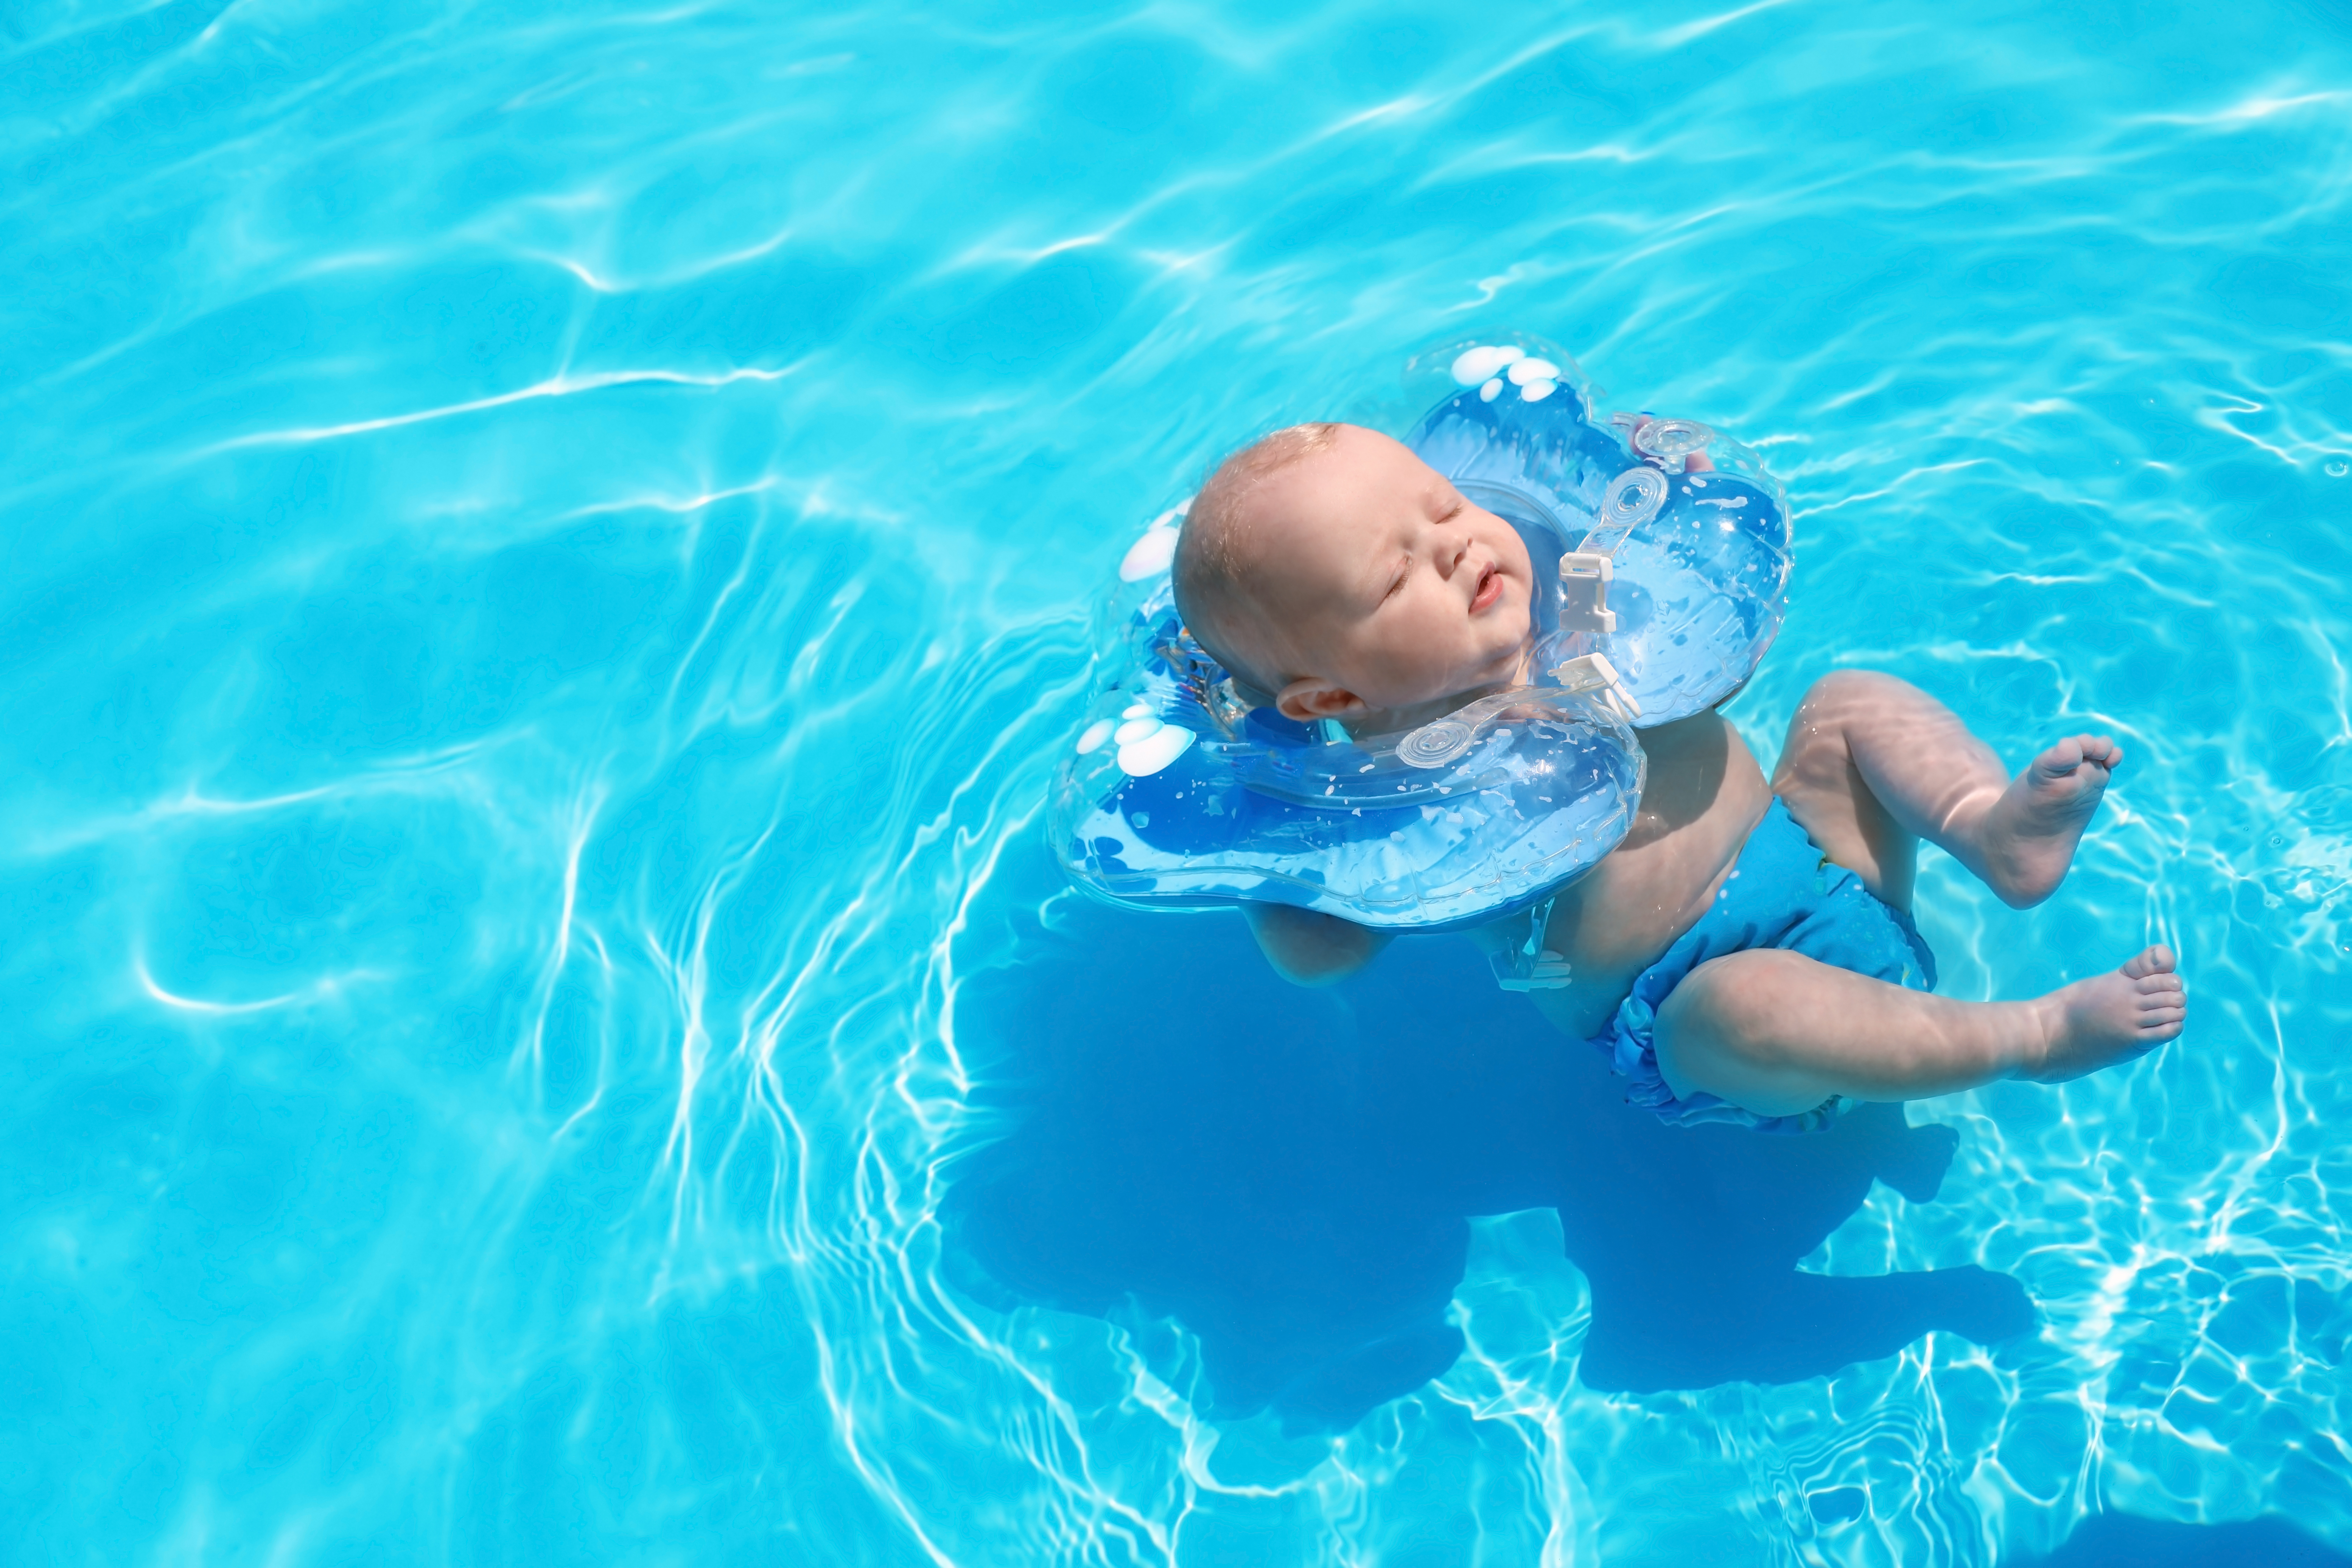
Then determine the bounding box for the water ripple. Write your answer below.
[6,0,2352,1563]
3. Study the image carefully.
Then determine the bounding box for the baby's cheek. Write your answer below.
[1372,621,1453,698]
[1500,594,1534,644]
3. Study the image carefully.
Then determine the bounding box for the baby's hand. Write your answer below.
[1242,904,1391,987]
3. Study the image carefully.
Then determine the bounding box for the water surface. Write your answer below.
[4,0,2352,1562]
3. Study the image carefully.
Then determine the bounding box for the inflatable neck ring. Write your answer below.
[1049,334,1792,972]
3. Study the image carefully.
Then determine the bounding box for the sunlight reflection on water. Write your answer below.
[2,0,2351,1562]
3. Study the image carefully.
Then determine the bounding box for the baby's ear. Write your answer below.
[1275,678,1367,722]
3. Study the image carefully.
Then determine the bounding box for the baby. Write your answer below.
[1172,422,2186,1128]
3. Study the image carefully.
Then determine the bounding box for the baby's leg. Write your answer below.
[1772,670,2120,910]
[1654,945,2185,1116]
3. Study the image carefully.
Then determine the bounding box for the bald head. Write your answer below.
[1168,422,1539,724]
[1171,423,1343,695]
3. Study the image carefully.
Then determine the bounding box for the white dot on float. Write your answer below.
[1520,378,1558,402]
[1507,357,1560,386]
[1122,702,1152,719]
[1450,345,1525,385]
[1114,717,1163,746]
[1479,377,1503,402]
[1118,724,1194,777]
[1118,527,1181,583]
[1076,719,1116,755]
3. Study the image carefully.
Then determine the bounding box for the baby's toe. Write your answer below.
[2067,735,2121,778]
[2039,737,2086,774]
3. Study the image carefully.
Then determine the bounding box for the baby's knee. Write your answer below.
[1779,670,1913,784]
[1799,667,1905,716]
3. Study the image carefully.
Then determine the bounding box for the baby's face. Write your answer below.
[1239,426,1534,720]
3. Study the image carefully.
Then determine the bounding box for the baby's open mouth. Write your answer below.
[1469,562,1503,613]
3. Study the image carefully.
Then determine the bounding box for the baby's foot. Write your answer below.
[2018,945,2185,1083]
[1973,735,2122,908]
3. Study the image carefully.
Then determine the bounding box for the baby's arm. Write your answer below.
[1242,904,1392,987]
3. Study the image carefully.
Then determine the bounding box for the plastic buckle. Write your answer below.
[1489,897,1574,991]
[1558,551,1617,635]
[1492,950,1575,992]
[1545,651,1642,723]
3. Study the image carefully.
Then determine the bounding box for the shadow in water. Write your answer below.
[944,877,2032,1430]
[2026,1512,2352,1567]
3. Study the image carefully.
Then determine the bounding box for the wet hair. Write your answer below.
[1171,422,1344,698]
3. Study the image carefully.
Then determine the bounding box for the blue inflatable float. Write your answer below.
[1049,334,1793,968]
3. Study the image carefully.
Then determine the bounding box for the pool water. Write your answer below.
[4,1,2351,1562]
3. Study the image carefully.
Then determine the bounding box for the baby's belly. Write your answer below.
[1523,714,1772,1039]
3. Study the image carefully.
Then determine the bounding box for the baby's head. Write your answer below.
[1172,423,1535,724]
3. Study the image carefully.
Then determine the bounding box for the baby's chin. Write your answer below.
[1467,612,1536,688]
[1387,637,1537,714]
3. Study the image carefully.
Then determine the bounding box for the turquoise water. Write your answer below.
[6,0,2352,1561]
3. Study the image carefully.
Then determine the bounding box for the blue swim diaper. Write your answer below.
[1593,797,1938,1135]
